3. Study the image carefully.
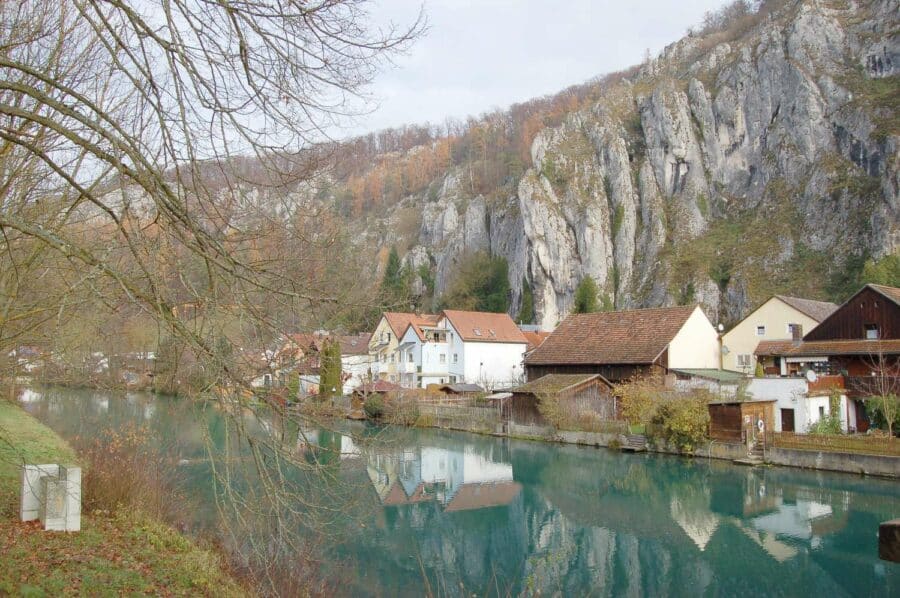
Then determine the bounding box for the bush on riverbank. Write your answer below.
[0,399,246,596]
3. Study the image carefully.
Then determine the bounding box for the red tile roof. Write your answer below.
[442,310,527,343]
[444,482,522,512]
[525,305,697,366]
[383,312,440,339]
[522,331,551,352]
[334,333,372,355]
[755,339,900,357]
[774,295,838,322]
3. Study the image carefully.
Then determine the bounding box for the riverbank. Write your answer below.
[378,410,900,479]
[0,400,247,596]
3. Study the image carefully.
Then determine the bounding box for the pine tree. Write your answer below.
[318,339,343,398]
[573,277,599,314]
[517,276,534,324]
[380,246,408,308]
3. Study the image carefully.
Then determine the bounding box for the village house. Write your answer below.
[440,310,528,390]
[524,305,720,383]
[368,312,440,383]
[393,310,528,390]
[754,283,900,433]
[256,331,374,396]
[720,295,837,374]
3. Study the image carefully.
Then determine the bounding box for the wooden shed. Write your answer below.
[708,399,776,442]
[503,374,616,427]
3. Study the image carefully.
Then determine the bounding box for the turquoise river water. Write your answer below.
[17,386,900,596]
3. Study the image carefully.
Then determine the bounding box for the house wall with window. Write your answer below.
[804,285,900,341]
[721,298,825,374]
[440,315,527,390]
[420,334,449,387]
[368,317,400,381]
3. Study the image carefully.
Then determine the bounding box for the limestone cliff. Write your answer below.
[354,0,898,329]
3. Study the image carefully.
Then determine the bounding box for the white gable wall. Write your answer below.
[667,306,720,370]
[460,341,526,390]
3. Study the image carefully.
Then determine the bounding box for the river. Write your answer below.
[17,386,900,596]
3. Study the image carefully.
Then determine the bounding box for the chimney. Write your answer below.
[792,324,803,345]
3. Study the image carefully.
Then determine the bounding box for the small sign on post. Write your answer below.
[20,464,81,532]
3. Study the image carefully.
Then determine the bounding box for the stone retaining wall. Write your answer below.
[407,416,900,478]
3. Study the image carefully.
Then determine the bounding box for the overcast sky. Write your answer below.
[336,0,729,138]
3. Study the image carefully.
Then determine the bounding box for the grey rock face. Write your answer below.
[364,1,898,329]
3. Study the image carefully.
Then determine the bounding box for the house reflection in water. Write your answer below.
[367,443,521,513]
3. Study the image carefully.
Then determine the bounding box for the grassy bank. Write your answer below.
[0,400,247,596]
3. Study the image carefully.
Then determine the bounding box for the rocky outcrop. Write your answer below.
[331,1,900,329]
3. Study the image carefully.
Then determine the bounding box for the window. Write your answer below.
[390,354,395,363]
[787,323,799,335]
[450,375,456,383]
[864,324,879,340]
[439,353,446,364]
[819,406,825,418]
[453,353,458,364]
[407,352,414,363]
[756,325,766,336]
[737,354,751,367]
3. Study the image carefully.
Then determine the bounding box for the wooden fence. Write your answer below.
[414,396,501,431]
[771,432,900,457]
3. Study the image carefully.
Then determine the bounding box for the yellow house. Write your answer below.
[368,312,439,382]
[721,296,837,375]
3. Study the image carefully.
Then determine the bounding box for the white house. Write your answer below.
[440,310,528,390]
[746,377,851,433]
[397,320,449,388]
[393,310,528,390]
[368,312,439,383]
[335,333,373,395]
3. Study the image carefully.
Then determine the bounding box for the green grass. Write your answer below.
[0,399,247,597]
[0,400,79,517]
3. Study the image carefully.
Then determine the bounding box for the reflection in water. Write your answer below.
[17,387,900,597]
[367,443,521,513]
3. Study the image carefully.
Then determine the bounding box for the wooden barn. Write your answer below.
[524,305,719,383]
[501,374,616,427]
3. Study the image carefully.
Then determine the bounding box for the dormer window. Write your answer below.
[864,324,879,340]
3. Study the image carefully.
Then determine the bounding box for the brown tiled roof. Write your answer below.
[511,373,612,395]
[755,339,900,357]
[523,331,551,352]
[869,284,900,306]
[774,295,838,322]
[334,333,371,355]
[442,310,528,343]
[383,312,440,339]
[444,482,522,512]
[525,305,697,365]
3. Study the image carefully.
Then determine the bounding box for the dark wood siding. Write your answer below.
[709,404,742,441]
[805,287,900,341]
